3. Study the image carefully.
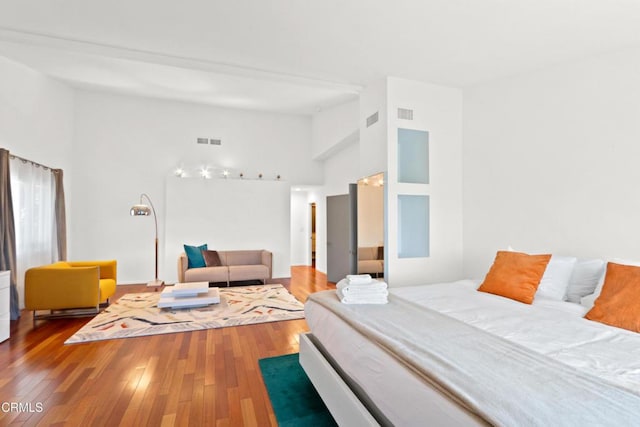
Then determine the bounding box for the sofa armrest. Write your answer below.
[261,250,272,278]
[25,266,101,310]
[177,253,189,283]
[68,260,117,280]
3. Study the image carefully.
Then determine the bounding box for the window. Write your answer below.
[10,158,57,308]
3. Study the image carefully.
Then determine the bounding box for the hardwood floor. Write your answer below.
[0,266,334,426]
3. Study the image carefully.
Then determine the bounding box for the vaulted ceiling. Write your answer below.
[1,1,639,114]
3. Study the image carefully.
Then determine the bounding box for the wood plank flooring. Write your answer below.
[0,266,334,426]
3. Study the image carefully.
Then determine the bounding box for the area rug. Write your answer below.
[259,353,337,427]
[65,284,305,344]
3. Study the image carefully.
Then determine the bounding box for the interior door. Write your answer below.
[326,194,356,283]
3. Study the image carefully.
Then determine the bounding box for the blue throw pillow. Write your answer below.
[184,244,208,268]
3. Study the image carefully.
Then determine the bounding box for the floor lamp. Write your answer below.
[130,193,164,287]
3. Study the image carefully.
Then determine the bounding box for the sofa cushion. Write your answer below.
[185,266,228,283]
[25,260,117,310]
[202,250,222,267]
[228,265,269,282]
[225,251,262,266]
[358,260,384,275]
[99,278,117,303]
[358,247,375,261]
[50,262,72,268]
[184,244,208,268]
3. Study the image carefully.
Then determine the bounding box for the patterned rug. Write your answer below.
[65,284,305,344]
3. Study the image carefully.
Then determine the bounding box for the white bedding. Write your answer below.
[392,280,640,392]
[305,280,640,426]
[305,293,486,426]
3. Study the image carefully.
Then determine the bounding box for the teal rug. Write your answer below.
[259,353,337,427]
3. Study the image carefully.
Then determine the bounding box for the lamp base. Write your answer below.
[146,278,165,290]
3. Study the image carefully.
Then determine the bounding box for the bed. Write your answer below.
[300,273,640,426]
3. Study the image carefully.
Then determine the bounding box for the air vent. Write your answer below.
[398,108,414,120]
[197,138,222,145]
[366,111,379,127]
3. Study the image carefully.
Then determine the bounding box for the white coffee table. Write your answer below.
[158,282,220,308]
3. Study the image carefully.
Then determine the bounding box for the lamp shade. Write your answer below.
[130,204,151,216]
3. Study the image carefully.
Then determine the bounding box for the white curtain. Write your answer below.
[10,158,57,309]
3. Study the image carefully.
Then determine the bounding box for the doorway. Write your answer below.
[310,202,316,268]
[326,189,358,283]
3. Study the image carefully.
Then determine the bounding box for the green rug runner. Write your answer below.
[259,353,337,427]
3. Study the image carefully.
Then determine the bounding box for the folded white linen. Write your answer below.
[343,289,389,299]
[347,274,372,280]
[341,297,388,305]
[345,274,373,285]
[337,279,388,294]
[337,288,388,304]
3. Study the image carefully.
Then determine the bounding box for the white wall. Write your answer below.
[164,178,290,282]
[359,79,388,179]
[308,100,363,276]
[311,100,359,159]
[0,56,75,241]
[0,56,75,308]
[290,190,310,266]
[358,77,464,286]
[384,77,464,286]
[0,57,75,172]
[311,140,362,274]
[71,90,321,283]
[463,48,640,278]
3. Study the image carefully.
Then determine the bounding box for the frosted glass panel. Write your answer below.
[398,195,429,258]
[398,128,429,184]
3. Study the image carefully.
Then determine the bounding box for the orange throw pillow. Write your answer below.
[478,251,551,304]
[585,262,640,333]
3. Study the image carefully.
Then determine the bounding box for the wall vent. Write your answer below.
[398,108,414,120]
[366,111,379,127]
[197,138,222,145]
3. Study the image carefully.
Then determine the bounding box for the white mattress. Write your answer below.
[305,280,640,425]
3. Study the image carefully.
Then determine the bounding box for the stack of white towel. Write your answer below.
[336,274,388,304]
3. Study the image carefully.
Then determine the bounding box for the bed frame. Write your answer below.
[299,333,385,426]
[299,332,487,426]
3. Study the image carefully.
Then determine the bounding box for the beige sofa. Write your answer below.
[178,250,272,285]
[358,246,384,277]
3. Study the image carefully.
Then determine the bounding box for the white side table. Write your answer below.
[0,271,10,343]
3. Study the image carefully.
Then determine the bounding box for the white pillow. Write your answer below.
[505,247,577,301]
[565,258,605,303]
[536,255,577,301]
[581,258,640,310]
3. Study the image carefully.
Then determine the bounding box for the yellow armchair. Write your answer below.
[25,260,117,319]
